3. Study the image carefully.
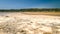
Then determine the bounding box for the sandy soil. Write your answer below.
[0,12,60,34]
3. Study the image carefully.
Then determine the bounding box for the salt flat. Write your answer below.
[0,12,60,34]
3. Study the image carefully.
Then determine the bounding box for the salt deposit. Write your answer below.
[0,13,60,34]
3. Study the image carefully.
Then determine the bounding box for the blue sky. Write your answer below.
[0,0,60,9]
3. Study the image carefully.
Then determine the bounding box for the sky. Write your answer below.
[0,0,60,9]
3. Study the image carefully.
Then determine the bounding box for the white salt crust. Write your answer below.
[0,13,60,34]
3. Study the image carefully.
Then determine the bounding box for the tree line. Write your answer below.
[0,8,60,12]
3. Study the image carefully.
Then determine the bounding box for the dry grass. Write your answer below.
[21,12,60,16]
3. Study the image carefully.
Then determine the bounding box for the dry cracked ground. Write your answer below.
[0,12,60,34]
